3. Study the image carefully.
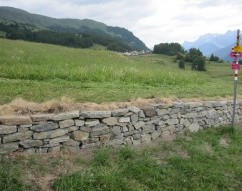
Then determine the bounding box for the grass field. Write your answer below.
[0,38,239,105]
[0,126,242,191]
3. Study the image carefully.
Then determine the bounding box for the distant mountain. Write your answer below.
[183,30,237,60]
[0,6,149,51]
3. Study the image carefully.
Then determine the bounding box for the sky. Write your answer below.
[0,0,241,48]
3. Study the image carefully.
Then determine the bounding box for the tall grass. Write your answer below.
[0,38,238,104]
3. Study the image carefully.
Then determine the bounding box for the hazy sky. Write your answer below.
[0,0,241,48]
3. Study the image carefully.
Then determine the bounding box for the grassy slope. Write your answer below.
[0,126,242,191]
[0,38,239,104]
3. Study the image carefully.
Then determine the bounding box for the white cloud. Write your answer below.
[0,0,242,48]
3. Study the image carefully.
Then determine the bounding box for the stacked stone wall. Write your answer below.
[0,100,241,154]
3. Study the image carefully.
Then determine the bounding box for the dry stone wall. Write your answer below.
[0,100,241,154]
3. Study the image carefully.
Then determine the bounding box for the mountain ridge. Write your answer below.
[0,6,149,51]
[182,30,237,60]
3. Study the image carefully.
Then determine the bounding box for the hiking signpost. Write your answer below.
[230,29,242,129]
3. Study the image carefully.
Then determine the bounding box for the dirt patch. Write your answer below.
[0,96,237,115]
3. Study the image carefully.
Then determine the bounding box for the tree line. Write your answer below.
[153,43,224,71]
[0,22,132,52]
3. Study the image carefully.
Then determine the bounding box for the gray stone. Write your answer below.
[106,139,123,146]
[141,134,151,143]
[166,119,179,126]
[0,125,17,134]
[81,142,101,149]
[131,114,139,124]
[189,102,203,108]
[53,111,79,121]
[80,111,111,119]
[112,109,129,117]
[83,137,100,144]
[158,120,166,127]
[111,126,122,136]
[85,119,100,127]
[18,126,30,133]
[133,134,141,140]
[128,125,135,131]
[33,129,68,139]
[0,116,32,125]
[49,135,70,145]
[48,146,61,153]
[100,134,111,144]
[20,139,43,148]
[162,131,173,141]
[31,122,58,132]
[187,113,198,118]
[75,120,85,127]
[63,139,80,146]
[80,126,92,133]
[67,126,79,132]
[134,121,145,129]
[212,101,227,107]
[122,126,129,132]
[24,148,36,154]
[72,131,89,141]
[146,117,161,125]
[143,107,156,117]
[132,140,141,146]
[124,130,139,137]
[59,119,75,128]
[142,125,155,134]
[118,117,130,123]
[156,104,170,109]
[0,143,19,154]
[103,117,118,126]
[63,145,80,152]
[31,114,54,122]
[128,106,141,113]
[156,109,169,116]
[36,148,48,153]
[90,124,110,137]
[138,111,145,118]
[3,131,33,143]
[151,130,161,140]
[124,137,132,145]
[189,123,200,132]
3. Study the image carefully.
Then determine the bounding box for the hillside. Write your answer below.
[0,6,149,51]
[0,38,239,113]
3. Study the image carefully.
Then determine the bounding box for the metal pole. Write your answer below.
[232,61,238,129]
[231,29,240,129]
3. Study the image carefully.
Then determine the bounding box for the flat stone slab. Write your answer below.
[53,111,79,121]
[31,114,54,122]
[0,143,19,154]
[0,116,32,125]
[0,125,17,135]
[80,111,111,119]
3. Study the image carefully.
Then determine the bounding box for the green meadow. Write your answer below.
[1,126,242,191]
[0,38,239,104]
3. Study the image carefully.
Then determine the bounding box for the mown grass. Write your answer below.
[0,38,239,104]
[1,126,242,191]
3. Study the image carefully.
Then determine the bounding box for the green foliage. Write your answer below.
[0,22,132,52]
[0,157,36,191]
[92,147,111,167]
[185,48,203,62]
[153,42,184,56]
[178,59,185,69]
[209,53,220,62]
[53,127,242,191]
[192,56,206,71]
